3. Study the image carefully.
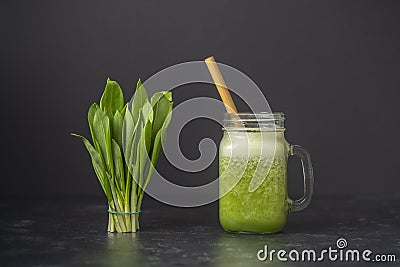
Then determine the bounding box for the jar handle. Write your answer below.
[289,145,314,212]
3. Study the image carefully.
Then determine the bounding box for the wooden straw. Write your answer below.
[205,56,238,113]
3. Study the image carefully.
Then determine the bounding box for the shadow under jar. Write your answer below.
[219,112,314,233]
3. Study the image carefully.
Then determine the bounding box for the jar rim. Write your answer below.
[223,112,285,132]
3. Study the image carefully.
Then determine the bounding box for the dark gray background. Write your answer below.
[1,0,399,197]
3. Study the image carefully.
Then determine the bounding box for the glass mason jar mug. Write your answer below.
[219,112,314,233]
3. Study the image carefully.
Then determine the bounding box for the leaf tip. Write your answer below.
[136,78,143,90]
[164,91,172,102]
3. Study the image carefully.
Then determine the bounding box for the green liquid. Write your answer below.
[219,156,289,233]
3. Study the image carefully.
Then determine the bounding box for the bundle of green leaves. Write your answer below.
[72,78,173,232]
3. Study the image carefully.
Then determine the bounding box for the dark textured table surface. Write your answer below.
[1,195,399,266]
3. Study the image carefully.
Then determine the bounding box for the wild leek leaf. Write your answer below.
[150,92,173,143]
[132,79,148,124]
[100,78,124,119]
[112,111,124,148]
[144,119,152,153]
[88,103,99,144]
[111,139,125,190]
[92,109,113,174]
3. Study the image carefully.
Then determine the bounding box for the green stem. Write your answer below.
[110,214,115,232]
[131,181,138,232]
[110,185,127,232]
[107,213,111,232]
[124,170,132,232]
[124,202,132,232]
[109,203,123,232]
[108,213,116,232]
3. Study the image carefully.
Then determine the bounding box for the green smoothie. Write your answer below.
[219,155,289,233]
